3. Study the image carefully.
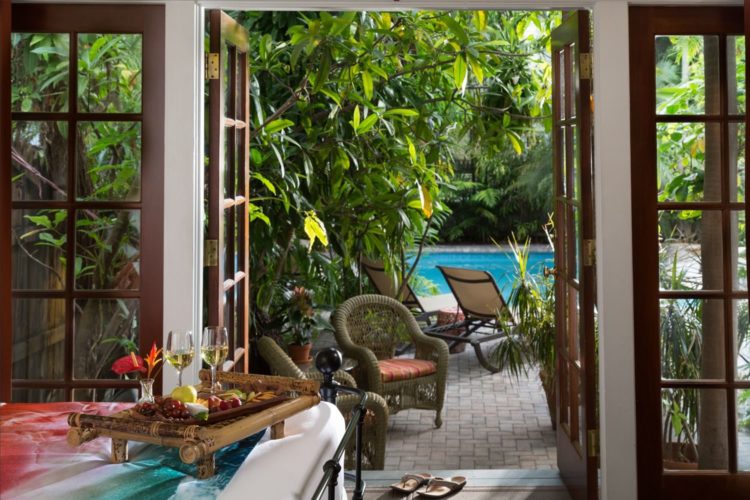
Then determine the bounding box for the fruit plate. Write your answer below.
[127,394,290,426]
[199,394,289,425]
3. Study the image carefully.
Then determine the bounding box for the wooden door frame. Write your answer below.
[552,10,598,500]
[6,4,165,399]
[630,6,750,497]
[1,0,12,402]
[207,10,250,372]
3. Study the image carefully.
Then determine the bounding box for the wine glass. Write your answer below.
[201,326,228,394]
[165,330,194,387]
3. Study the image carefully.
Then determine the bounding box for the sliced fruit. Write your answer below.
[171,385,198,404]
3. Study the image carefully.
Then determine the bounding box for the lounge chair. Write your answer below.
[420,265,515,373]
[360,259,428,317]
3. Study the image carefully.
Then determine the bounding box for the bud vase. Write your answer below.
[138,378,155,403]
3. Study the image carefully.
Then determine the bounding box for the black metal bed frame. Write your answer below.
[311,348,367,500]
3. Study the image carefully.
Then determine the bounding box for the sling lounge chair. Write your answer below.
[421,265,515,373]
[360,259,434,322]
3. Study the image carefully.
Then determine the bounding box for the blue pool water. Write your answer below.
[411,250,555,296]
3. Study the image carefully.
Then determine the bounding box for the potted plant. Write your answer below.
[282,286,321,363]
[490,221,557,427]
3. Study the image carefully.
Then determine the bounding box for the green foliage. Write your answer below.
[440,135,553,243]
[490,219,556,380]
[238,10,560,333]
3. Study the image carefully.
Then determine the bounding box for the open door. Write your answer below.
[551,11,598,500]
[206,11,251,372]
[1,0,12,401]
[630,6,750,497]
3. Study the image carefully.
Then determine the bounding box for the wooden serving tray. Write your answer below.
[67,371,320,479]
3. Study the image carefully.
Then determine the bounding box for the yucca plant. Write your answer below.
[490,218,556,421]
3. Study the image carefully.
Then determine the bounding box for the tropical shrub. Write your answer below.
[234,10,560,336]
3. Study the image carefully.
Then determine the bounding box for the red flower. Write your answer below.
[144,341,163,379]
[112,352,147,375]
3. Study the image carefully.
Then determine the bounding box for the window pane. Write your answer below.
[736,300,750,381]
[656,36,720,115]
[660,298,724,380]
[77,34,142,113]
[728,36,745,115]
[72,387,137,403]
[732,210,747,291]
[73,298,139,380]
[12,298,65,380]
[75,210,140,290]
[730,123,745,203]
[11,33,69,112]
[12,209,67,290]
[739,388,750,471]
[12,389,65,403]
[657,123,720,202]
[76,121,141,201]
[659,210,723,291]
[12,121,68,201]
[662,388,727,470]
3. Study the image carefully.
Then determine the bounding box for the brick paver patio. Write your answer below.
[383,343,557,471]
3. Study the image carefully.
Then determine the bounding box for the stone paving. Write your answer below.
[382,342,557,471]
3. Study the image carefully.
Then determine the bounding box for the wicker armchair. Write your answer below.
[333,294,449,428]
[256,336,388,470]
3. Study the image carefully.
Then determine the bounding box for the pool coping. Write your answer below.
[417,244,553,253]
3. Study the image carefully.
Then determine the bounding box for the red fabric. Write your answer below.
[378,358,437,383]
[0,402,130,495]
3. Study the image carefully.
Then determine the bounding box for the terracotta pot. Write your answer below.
[663,442,698,470]
[288,343,313,364]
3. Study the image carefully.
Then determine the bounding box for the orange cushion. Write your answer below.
[379,358,437,383]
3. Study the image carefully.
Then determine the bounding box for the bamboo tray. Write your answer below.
[67,370,321,479]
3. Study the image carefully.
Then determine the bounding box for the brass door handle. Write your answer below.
[544,266,557,277]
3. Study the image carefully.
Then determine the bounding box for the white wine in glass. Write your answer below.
[201,326,228,394]
[165,330,194,387]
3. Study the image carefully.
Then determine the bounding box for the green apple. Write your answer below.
[171,385,198,403]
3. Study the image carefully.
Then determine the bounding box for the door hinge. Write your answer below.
[206,53,220,80]
[204,239,219,267]
[583,239,596,267]
[580,53,592,80]
[587,429,599,458]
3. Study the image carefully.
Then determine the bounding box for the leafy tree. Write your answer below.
[236,10,559,334]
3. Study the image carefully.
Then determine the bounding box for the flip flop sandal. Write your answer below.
[416,476,467,498]
[390,472,432,494]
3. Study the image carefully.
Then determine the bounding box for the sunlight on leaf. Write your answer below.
[418,183,433,218]
[304,211,329,252]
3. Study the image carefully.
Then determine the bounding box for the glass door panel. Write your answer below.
[631,6,750,495]
[7,4,164,402]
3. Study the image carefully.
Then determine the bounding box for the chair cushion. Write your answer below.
[378,358,437,383]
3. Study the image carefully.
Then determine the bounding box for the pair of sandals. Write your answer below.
[391,473,467,498]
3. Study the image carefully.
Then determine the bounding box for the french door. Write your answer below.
[206,11,251,372]
[1,0,11,400]
[4,4,164,402]
[630,6,750,498]
[551,11,598,500]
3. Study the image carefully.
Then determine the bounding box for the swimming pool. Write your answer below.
[411,249,555,296]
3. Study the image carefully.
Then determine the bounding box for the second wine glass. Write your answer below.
[165,329,194,387]
[201,326,228,394]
